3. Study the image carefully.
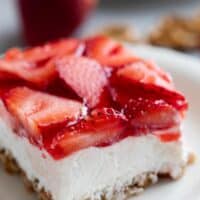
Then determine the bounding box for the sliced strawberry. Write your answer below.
[85,35,139,67]
[117,61,174,90]
[4,39,83,62]
[24,38,84,62]
[3,87,84,145]
[0,39,84,88]
[143,60,172,83]
[0,100,19,131]
[112,64,188,112]
[56,56,109,108]
[124,98,181,131]
[47,108,126,159]
[0,59,56,88]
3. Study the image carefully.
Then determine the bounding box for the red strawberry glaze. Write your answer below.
[123,98,181,132]
[2,87,85,146]
[46,108,127,159]
[0,36,188,160]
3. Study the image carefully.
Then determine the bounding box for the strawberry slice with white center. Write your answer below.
[124,98,181,132]
[0,59,56,88]
[114,62,188,112]
[56,56,109,108]
[3,87,84,145]
[4,39,83,62]
[23,39,84,62]
[0,39,84,88]
[117,61,174,91]
[85,35,139,67]
[48,108,126,159]
[109,60,187,132]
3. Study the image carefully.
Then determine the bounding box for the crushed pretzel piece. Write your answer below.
[101,25,139,43]
[149,15,200,50]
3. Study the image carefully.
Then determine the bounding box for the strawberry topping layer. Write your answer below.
[0,36,188,159]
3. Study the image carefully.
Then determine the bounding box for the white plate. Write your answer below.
[0,45,200,200]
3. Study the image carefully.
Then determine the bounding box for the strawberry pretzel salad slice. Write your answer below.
[0,36,191,200]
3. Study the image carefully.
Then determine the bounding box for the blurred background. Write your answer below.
[0,0,200,55]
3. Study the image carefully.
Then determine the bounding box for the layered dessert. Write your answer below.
[0,36,189,200]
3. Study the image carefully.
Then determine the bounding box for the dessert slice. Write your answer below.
[0,36,189,200]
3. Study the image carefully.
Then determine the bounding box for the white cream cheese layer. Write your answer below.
[0,117,187,200]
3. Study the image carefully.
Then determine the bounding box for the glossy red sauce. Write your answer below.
[0,36,188,159]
